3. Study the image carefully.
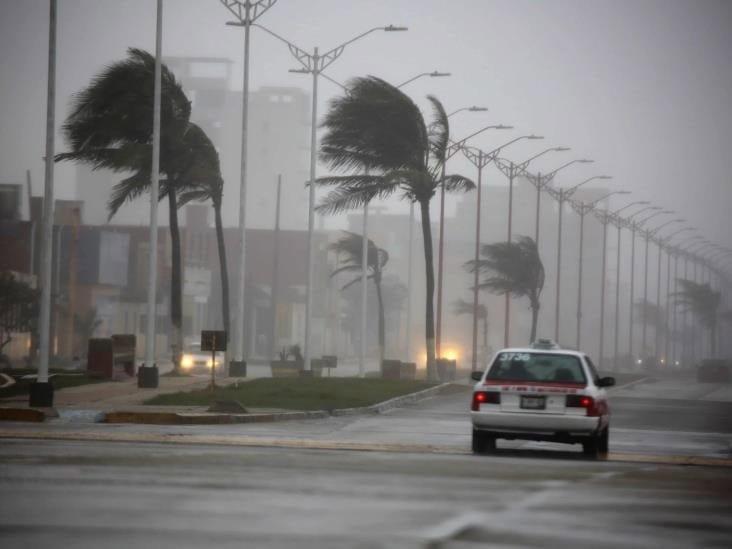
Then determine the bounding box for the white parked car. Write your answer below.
[470,342,614,457]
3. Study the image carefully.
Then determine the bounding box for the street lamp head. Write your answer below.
[554,147,571,152]
[428,71,451,77]
[578,159,594,164]
[384,25,408,31]
[527,135,544,140]
[495,125,513,130]
[597,175,613,180]
[468,106,489,112]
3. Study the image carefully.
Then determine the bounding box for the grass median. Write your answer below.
[144,378,437,411]
[0,369,104,399]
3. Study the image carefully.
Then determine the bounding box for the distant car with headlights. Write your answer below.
[181,343,223,374]
[470,341,614,457]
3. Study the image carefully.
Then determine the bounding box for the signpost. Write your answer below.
[201,330,227,389]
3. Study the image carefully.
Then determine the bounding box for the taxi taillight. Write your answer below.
[472,391,500,411]
[565,394,599,416]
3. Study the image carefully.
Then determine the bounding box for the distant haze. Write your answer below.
[1,0,731,249]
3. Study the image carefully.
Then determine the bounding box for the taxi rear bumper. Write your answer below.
[471,410,603,441]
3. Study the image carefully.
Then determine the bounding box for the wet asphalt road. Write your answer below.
[1,376,731,548]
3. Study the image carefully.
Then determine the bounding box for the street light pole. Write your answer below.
[140,0,163,388]
[32,0,57,408]
[494,146,569,346]
[549,175,612,344]
[255,23,407,371]
[221,0,277,374]
[608,200,649,369]
[659,227,693,365]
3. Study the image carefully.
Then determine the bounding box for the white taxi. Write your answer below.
[470,341,614,457]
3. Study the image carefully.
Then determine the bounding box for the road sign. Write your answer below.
[201,330,227,352]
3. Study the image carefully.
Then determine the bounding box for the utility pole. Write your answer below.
[269,175,282,360]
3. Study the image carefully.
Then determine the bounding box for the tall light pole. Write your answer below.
[662,227,695,364]
[652,221,685,360]
[139,0,164,389]
[220,0,278,374]
[570,191,629,350]
[494,146,570,346]
[610,200,650,369]
[548,175,612,343]
[434,123,513,358]
[638,214,677,360]
[31,0,57,407]
[595,191,631,367]
[625,205,660,360]
[461,135,544,370]
[255,23,408,371]
[678,237,704,364]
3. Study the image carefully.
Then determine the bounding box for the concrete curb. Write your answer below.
[0,408,48,422]
[101,382,456,425]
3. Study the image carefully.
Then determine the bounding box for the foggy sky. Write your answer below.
[1,0,731,251]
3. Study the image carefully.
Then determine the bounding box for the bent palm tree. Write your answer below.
[329,231,389,364]
[56,48,192,372]
[466,236,545,344]
[316,77,474,380]
[673,279,722,355]
[174,124,229,337]
[634,299,667,338]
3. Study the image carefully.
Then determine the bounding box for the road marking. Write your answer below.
[1,429,731,468]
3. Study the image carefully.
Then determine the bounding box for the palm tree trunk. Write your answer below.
[419,199,437,381]
[529,298,540,344]
[168,189,183,374]
[214,202,230,337]
[374,272,386,366]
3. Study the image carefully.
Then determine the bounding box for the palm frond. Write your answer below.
[315,181,397,215]
[443,174,476,194]
[426,95,449,163]
[319,76,429,173]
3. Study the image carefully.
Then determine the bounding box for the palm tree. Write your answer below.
[173,124,229,337]
[452,299,489,366]
[634,298,667,341]
[329,231,389,364]
[56,48,192,373]
[673,279,722,356]
[315,77,475,380]
[466,236,545,344]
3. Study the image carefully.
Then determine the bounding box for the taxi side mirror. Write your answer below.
[470,371,483,381]
[598,376,615,388]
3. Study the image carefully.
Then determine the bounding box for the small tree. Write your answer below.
[466,236,545,343]
[673,279,722,356]
[329,231,389,364]
[0,272,39,360]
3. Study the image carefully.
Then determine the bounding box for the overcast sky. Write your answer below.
[1,0,731,250]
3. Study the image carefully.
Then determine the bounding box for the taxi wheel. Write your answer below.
[582,436,600,458]
[472,429,496,454]
[598,428,609,454]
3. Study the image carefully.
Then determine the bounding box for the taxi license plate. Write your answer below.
[520,395,546,410]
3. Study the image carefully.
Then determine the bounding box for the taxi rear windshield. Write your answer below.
[487,352,586,384]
